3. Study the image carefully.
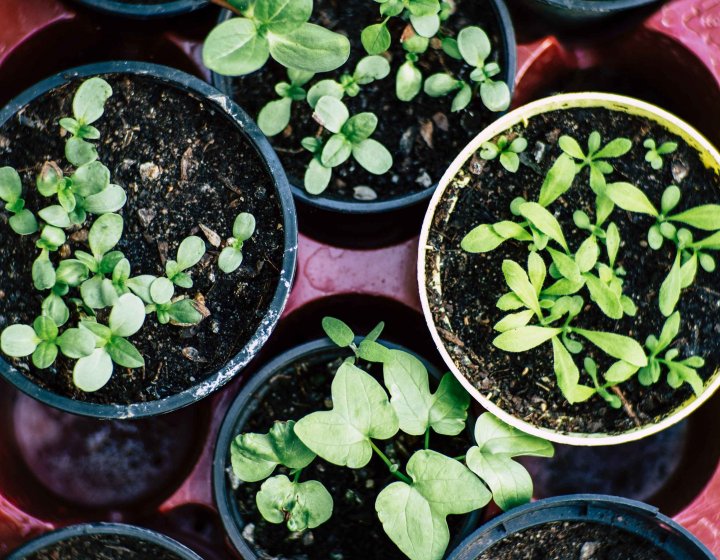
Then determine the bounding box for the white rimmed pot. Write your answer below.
[418,92,720,446]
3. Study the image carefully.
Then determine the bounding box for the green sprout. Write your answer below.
[257,69,315,137]
[202,0,350,77]
[423,27,510,112]
[0,167,38,235]
[231,317,554,560]
[479,135,527,173]
[302,96,393,194]
[644,138,677,170]
[361,0,446,55]
[460,130,717,406]
[219,212,256,273]
[0,77,231,393]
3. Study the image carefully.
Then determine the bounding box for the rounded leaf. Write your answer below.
[32,341,58,369]
[304,158,332,195]
[73,77,112,125]
[354,55,391,84]
[57,328,96,359]
[72,161,110,197]
[9,209,39,235]
[352,138,393,175]
[218,246,243,273]
[306,80,345,109]
[409,13,440,37]
[321,135,352,168]
[89,213,124,256]
[321,316,354,347]
[267,23,350,73]
[109,293,146,337]
[361,23,391,55]
[33,315,58,341]
[0,166,22,203]
[73,348,113,392]
[1,324,39,357]
[258,97,292,137]
[396,61,422,102]
[83,184,127,214]
[176,236,206,270]
[233,212,256,240]
[106,337,145,368]
[202,18,269,76]
[38,205,71,228]
[313,96,349,134]
[65,137,98,167]
[480,80,510,112]
[458,26,491,66]
[424,73,460,96]
[150,277,175,305]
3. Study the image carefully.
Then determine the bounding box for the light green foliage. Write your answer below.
[219,212,256,273]
[230,316,554,560]
[258,69,314,136]
[644,138,677,170]
[460,130,713,406]
[302,96,393,194]
[479,135,527,173]
[1,78,223,393]
[202,0,350,76]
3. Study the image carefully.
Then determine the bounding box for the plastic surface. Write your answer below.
[0,61,297,419]
[1,0,720,557]
[70,0,210,19]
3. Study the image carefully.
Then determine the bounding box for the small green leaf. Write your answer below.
[502,259,541,316]
[72,161,110,197]
[9,209,39,235]
[304,158,332,195]
[88,213,123,257]
[306,79,345,109]
[83,184,128,214]
[361,22,391,55]
[73,348,113,392]
[202,18,270,76]
[65,137,98,167]
[479,80,510,112]
[396,60,422,102]
[461,224,504,253]
[457,26,491,67]
[657,311,680,351]
[537,153,577,207]
[322,316,354,347]
[680,252,697,288]
[218,247,244,273]
[661,185,681,214]
[321,134,352,167]
[167,299,203,326]
[493,326,562,352]
[42,293,70,327]
[32,254,56,291]
[32,341,58,369]
[313,96,349,133]
[57,328,96,359]
[583,273,623,319]
[343,113,378,143]
[105,336,144,368]
[150,277,175,305]
[410,13,440,37]
[518,202,568,251]
[552,337,595,404]
[606,223,620,267]
[256,475,333,532]
[451,83,473,113]
[355,55,391,84]
[108,293,146,337]
[294,361,398,468]
[0,166,22,202]
[268,23,350,73]
[547,248,580,282]
[38,205,71,228]
[33,315,58,341]
[176,236,206,271]
[126,275,156,303]
[353,139,393,175]
[574,328,647,367]
[73,77,112,125]
[258,97,292,137]
[575,236,599,273]
[494,309,534,333]
[670,205,720,231]
[594,138,632,159]
[423,73,460,97]
[605,182,658,216]
[659,251,682,317]
[603,360,639,383]
[1,324,39,357]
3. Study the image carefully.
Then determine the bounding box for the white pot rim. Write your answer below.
[417,92,720,446]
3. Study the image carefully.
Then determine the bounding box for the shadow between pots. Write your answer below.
[524,386,720,517]
[0,380,210,521]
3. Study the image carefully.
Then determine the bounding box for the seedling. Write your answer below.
[460,130,715,405]
[0,78,251,392]
[303,96,393,194]
[230,317,554,560]
[202,0,350,76]
[644,138,677,170]
[479,135,527,173]
[219,212,256,273]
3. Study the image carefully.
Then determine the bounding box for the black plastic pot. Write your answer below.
[446,495,714,560]
[516,0,661,24]
[210,2,516,247]
[0,61,297,419]
[6,523,204,559]
[69,0,210,19]
[213,337,480,558]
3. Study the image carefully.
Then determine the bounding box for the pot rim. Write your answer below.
[212,336,479,558]
[70,0,210,19]
[0,61,297,419]
[5,522,204,559]
[527,0,659,16]
[210,0,517,215]
[417,92,720,446]
[446,494,714,559]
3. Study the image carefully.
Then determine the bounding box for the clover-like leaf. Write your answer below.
[376,450,491,560]
[256,475,333,532]
[231,420,316,483]
[294,361,399,468]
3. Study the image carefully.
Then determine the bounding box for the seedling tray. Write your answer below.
[1,0,720,557]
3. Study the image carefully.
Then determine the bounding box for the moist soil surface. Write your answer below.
[476,521,673,560]
[26,534,185,560]
[0,74,285,405]
[225,0,509,203]
[426,107,720,434]
[228,348,472,559]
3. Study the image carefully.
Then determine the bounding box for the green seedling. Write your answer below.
[202,0,350,76]
[479,135,527,173]
[303,96,393,194]
[306,55,391,109]
[219,212,256,273]
[258,69,315,136]
[231,316,554,560]
[0,167,38,235]
[165,235,206,288]
[644,138,677,170]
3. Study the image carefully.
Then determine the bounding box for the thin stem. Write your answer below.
[293,468,303,483]
[424,428,430,450]
[370,440,412,484]
[453,455,466,462]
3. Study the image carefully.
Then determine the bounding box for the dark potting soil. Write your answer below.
[0,74,285,405]
[25,534,184,560]
[475,521,673,560]
[226,0,508,202]
[230,351,471,559]
[426,107,720,434]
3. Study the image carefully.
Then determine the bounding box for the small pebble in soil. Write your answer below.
[672,161,689,183]
[199,223,222,247]
[580,541,601,559]
[353,186,377,201]
[416,171,433,188]
[139,161,162,181]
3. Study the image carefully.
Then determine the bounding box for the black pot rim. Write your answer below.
[446,494,714,560]
[0,61,297,419]
[528,0,659,15]
[212,336,479,558]
[70,0,210,19]
[6,522,204,559]
[210,0,517,215]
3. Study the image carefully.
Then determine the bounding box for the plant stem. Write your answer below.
[370,440,412,484]
[453,455,466,462]
[293,468,303,483]
[424,428,430,450]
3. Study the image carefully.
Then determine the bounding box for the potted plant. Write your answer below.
[6,523,204,559]
[213,316,554,560]
[445,494,713,559]
[0,61,296,419]
[200,0,516,236]
[69,0,210,19]
[419,92,720,445]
